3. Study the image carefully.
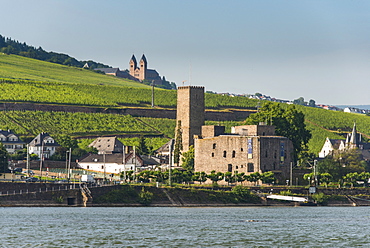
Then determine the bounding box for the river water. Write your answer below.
[1,206,369,247]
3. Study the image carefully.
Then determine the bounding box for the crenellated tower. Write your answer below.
[176,86,205,152]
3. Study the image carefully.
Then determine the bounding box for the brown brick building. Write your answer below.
[174,85,293,182]
[194,125,293,183]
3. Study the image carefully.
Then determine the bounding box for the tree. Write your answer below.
[319,173,333,188]
[308,99,316,107]
[152,170,167,183]
[343,172,359,188]
[224,172,235,185]
[137,136,149,155]
[56,135,78,149]
[234,172,246,185]
[192,171,207,184]
[293,97,306,106]
[245,102,311,162]
[260,171,276,184]
[207,170,224,185]
[318,149,367,181]
[181,145,194,171]
[247,172,261,186]
[0,143,9,173]
[173,120,183,166]
[303,173,314,186]
[138,170,152,183]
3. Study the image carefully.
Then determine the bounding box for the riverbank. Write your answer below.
[0,183,369,207]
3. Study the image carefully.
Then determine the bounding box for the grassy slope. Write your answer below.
[1,53,369,155]
[0,53,145,87]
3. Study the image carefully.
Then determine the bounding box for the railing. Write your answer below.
[0,183,103,196]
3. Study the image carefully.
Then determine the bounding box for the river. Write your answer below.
[0,206,368,247]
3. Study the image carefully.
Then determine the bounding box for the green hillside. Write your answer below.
[1,52,369,156]
[0,53,144,87]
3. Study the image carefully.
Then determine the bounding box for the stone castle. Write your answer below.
[176,86,293,183]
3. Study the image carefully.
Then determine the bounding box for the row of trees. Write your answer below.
[120,169,276,186]
[0,35,109,69]
[304,148,370,188]
[304,171,370,188]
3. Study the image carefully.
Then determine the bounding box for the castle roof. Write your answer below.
[94,68,120,74]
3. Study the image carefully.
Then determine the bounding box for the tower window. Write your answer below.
[213,143,216,149]
[232,151,236,158]
[247,163,254,172]
[211,152,214,157]
[223,151,227,158]
[228,164,232,172]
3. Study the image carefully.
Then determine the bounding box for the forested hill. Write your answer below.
[0,34,110,69]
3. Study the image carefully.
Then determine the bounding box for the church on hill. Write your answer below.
[129,54,163,85]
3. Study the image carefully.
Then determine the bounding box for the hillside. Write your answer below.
[0,53,369,156]
[0,53,145,87]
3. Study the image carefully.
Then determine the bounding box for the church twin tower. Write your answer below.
[129,54,147,81]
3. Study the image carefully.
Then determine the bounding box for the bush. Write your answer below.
[138,187,153,205]
[312,192,329,205]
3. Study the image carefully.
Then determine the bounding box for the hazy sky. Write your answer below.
[1,0,370,105]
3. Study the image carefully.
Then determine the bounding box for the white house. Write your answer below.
[318,137,346,158]
[77,152,143,174]
[0,130,25,154]
[28,132,60,158]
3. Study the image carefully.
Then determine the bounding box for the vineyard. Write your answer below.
[0,54,141,87]
[1,53,370,156]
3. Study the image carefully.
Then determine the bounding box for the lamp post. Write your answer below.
[103,151,106,184]
[65,147,72,182]
[39,139,45,182]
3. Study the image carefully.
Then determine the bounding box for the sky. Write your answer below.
[1,0,370,105]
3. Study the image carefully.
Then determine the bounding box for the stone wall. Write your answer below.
[0,102,253,121]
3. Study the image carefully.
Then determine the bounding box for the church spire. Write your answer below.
[349,122,358,148]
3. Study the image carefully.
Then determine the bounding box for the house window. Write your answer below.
[228,164,232,172]
[213,143,216,149]
[223,151,227,158]
[211,153,214,157]
[241,165,244,168]
[247,163,254,172]
[232,151,236,158]
[241,148,243,152]
[101,166,104,169]
[87,166,89,169]
[265,150,268,157]
[236,166,238,170]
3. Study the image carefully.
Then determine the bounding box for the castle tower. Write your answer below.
[139,54,147,81]
[176,86,205,152]
[129,55,137,77]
